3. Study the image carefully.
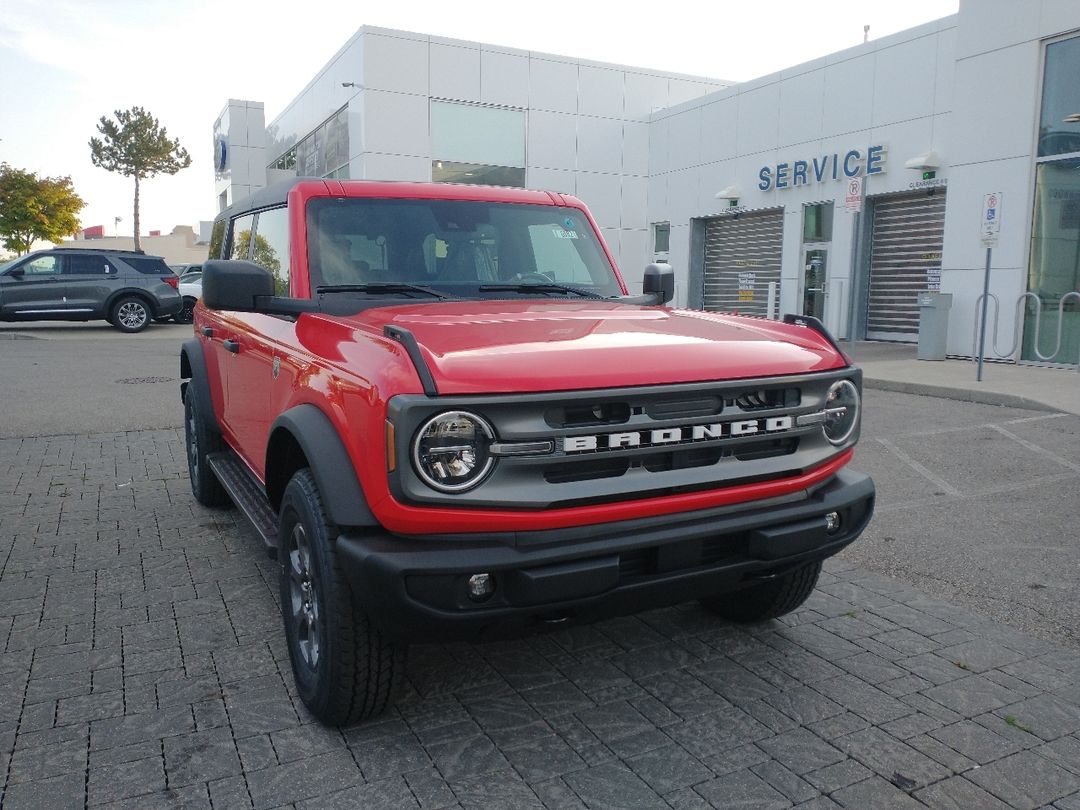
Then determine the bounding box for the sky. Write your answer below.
[0,0,959,240]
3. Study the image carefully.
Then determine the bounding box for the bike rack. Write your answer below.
[972,290,1080,371]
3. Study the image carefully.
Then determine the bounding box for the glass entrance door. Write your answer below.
[802,248,828,320]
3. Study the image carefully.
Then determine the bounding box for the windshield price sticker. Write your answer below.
[553,228,579,239]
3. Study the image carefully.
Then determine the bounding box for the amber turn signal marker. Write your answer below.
[385,420,396,472]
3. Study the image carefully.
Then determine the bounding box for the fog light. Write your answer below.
[467,573,495,602]
[825,512,841,533]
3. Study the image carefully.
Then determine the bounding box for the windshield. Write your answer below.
[306,198,623,298]
[0,258,18,273]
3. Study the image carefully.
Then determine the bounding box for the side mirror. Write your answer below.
[202,260,276,311]
[7,267,25,279]
[201,259,317,316]
[642,263,674,305]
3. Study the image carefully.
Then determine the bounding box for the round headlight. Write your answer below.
[412,411,495,492]
[823,380,860,445]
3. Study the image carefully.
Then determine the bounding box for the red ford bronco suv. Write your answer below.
[181,179,874,725]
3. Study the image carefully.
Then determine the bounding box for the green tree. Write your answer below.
[0,163,85,255]
[89,106,191,251]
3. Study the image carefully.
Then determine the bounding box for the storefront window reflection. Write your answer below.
[1024,159,1080,362]
[1038,37,1080,158]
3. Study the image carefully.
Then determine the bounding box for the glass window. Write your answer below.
[296,134,317,177]
[803,203,834,242]
[305,198,621,297]
[66,255,113,275]
[320,107,349,179]
[252,207,291,296]
[22,255,61,275]
[1038,36,1080,158]
[431,161,524,188]
[1023,158,1080,362]
[124,257,171,275]
[208,220,226,259]
[653,222,671,253]
[431,101,525,168]
[229,214,256,260]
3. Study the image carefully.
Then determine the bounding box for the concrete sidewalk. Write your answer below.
[847,341,1080,416]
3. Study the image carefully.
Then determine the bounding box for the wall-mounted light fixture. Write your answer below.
[714,184,740,207]
[342,81,360,88]
[903,149,941,171]
[904,149,942,182]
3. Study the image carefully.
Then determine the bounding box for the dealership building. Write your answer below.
[214,0,1080,364]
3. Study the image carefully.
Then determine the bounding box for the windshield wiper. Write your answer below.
[478,283,604,299]
[316,283,452,300]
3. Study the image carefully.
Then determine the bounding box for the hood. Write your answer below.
[328,301,847,395]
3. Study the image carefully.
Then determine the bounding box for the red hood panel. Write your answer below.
[343,301,846,395]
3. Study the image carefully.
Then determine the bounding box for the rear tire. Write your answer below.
[174,296,197,324]
[700,560,822,622]
[110,296,151,333]
[279,469,405,725]
[184,385,230,507]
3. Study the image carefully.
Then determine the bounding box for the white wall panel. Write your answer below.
[625,72,669,118]
[527,166,576,195]
[361,152,432,182]
[577,172,622,229]
[430,43,481,102]
[821,55,875,136]
[578,65,624,119]
[668,106,702,171]
[621,175,648,230]
[619,228,648,285]
[527,110,577,171]
[736,82,780,156]
[362,34,429,95]
[622,120,650,177]
[778,70,824,148]
[577,116,624,175]
[700,96,737,164]
[480,49,530,107]
[872,36,938,127]
[949,44,1038,166]
[363,91,429,156]
[530,59,578,114]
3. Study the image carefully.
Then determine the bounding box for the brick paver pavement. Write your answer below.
[1,429,1079,809]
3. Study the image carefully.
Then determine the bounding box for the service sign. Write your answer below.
[981,192,1002,247]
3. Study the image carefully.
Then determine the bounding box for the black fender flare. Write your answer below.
[179,338,221,434]
[268,404,378,528]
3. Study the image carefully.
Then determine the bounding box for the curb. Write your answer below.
[863,377,1063,413]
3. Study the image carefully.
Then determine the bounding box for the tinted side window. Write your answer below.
[66,255,114,275]
[229,214,256,260]
[208,220,226,260]
[252,207,290,296]
[125,257,172,275]
[22,256,62,275]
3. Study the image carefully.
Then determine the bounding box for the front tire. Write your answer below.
[184,385,230,507]
[279,469,405,725]
[700,560,822,622]
[111,296,151,333]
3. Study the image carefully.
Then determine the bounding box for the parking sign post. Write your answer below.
[977,193,1002,382]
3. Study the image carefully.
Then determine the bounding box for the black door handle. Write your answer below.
[223,339,240,354]
[201,326,214,338]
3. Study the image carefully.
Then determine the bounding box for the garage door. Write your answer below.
[703,209,784,315]
[866,192,946,341]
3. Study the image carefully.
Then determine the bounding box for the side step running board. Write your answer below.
[207,451,279,560]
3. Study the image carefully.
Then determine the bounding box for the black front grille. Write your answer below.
[389,368,860,511]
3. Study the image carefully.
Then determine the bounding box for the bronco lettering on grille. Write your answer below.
[563,415,795,453]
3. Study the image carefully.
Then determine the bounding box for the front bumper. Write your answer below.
[337,468,874,642]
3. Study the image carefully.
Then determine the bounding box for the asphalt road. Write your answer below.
[2,322,1077,649]
[0,320,191,437]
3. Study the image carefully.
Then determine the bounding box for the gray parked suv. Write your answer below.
[0,248,183,333]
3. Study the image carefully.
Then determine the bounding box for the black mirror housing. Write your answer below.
[202,260,276,311]
[642,263,675,305]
